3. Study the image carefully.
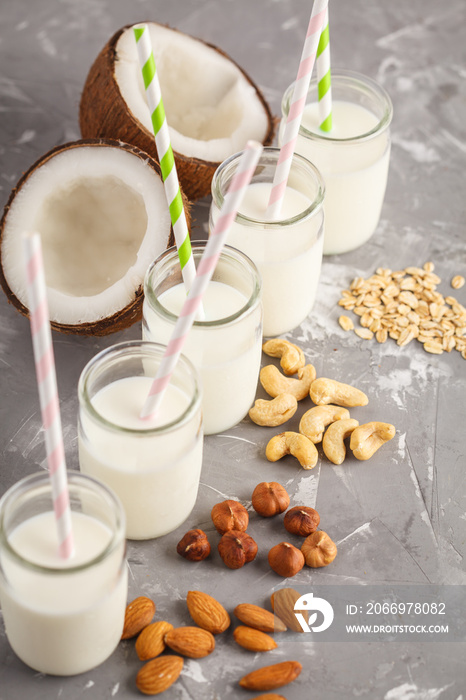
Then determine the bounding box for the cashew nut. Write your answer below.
[350,421,396,460]
[262,339,305,376]
[266,431,318,470]
[299,405,351,443]
[249,393,298,427]
[310,378,368,407]
[260,364,316,401]
[322,418,360,465]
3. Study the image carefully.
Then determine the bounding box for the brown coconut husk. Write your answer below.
[79,23,275,201]
[0,138,185,336]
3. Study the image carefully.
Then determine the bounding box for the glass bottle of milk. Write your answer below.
[280,69,393,255]
[209,147,325,338]
[143,244,263,435]
[78,340,203,540]
[0,471,127,675]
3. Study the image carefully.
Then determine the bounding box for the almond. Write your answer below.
[234,603,286,633]
[121,596,156,639]
[135,620,174,660]
[164,626,215,658]
[186,590,230,634]
[270,588,305,633]
[233,625,277,652]
[239,660,302,691]
[136,655,183,695]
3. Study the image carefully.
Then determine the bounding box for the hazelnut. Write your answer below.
[283,506,320,537]
[251,481,290,517]
[176,529,211,561]
[218,530,258,569]
[268,542,305,578]
[211,500,249,535]
[301,531,337,568]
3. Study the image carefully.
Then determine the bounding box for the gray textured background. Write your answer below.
[0,0,465,698]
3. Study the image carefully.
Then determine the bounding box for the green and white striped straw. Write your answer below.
[134,24,196,294]
[316,8,332,132]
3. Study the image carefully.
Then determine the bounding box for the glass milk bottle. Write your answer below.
[280,69,393,255]
[0,471,127,676]
[143,244,263,435]
[78,340,203,540]
[210,147,325,338]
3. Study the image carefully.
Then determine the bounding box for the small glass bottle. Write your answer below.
[210,147,325,337]
[78,340,203,539]
[143,244,262,435]
[0,470,127,676]
[280,69,393,255]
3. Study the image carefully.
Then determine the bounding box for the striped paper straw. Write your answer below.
[23,232,74,560]
[140,140,263,421]
[134,24,196,294]
[266,0,328,219]
[316,7,332,132]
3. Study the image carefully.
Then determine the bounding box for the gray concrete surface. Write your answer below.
[0,0,465,698]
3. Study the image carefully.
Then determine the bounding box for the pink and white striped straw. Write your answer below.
[266,0,328,219]
[140,140,263,420]
[23,232,74,560]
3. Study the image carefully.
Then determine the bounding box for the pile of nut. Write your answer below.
[337,264,466,357]
[177,481,337,577]
[249,338,396,466]
[121,588,305,696]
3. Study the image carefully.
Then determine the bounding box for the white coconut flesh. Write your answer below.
[1,146,171,325]
[114,23,270,162]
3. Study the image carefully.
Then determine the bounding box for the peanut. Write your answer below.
[266,432,318,470]
[262,338,305,376]
[350,421,396,460]
[310,378,368,407]
[299,405,350,443]
[249,393,298,427]
[322,418,359,465]
[260,364,316,401]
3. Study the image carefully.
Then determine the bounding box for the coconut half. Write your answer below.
[0,139,176,335]
[79,22,275,200]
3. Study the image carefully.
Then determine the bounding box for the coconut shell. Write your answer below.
[0,138,186,336]
[79,22,275,201]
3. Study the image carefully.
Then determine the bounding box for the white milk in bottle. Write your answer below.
[209,148,325,338]
[280,70,393,255]
[0,471,127,676]
[143,245,262,435]
[78,341,203,540]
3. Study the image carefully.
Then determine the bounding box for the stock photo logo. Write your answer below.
[278,585,465,642]
[294,593,334,633]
